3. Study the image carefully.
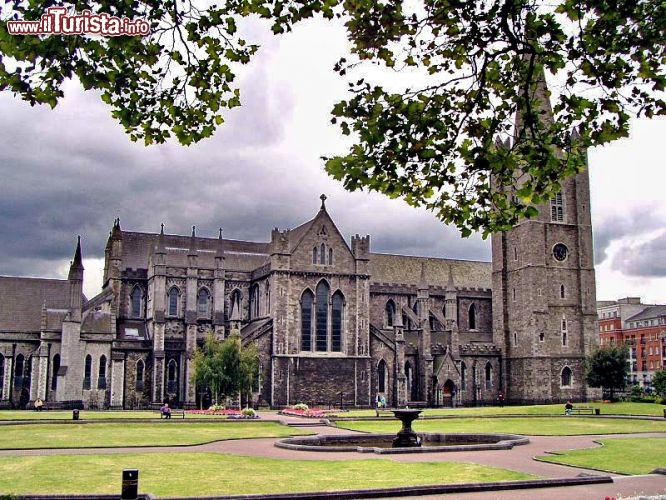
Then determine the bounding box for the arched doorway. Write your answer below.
[442,379,456,408]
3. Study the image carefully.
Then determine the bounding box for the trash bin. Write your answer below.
[72,409,79,420]
[121,469,139,500]
[595,408,600,415]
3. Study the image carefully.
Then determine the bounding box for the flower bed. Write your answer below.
[185,408,259,419]
[279,407,338,418]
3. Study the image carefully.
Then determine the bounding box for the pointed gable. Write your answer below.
[288,196,356,273]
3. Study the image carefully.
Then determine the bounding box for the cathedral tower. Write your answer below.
[491,72,598,404]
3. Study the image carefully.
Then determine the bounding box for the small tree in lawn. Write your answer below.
[653,370,666,401]
[191,332,227,408]
[585,344,629,401]
[239,340,260,408]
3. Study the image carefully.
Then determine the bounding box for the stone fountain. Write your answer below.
[391,409,422,447]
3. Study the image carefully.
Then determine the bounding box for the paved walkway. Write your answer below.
[2,412,665,499]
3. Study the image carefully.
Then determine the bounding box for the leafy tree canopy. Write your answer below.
[585,343,629,400]
[653,370,666,398]
[1,0,664,233]
[191,331,259,406]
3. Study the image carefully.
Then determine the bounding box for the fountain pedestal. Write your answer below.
[392,409,422,447]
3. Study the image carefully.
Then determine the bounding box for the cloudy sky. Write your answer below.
[1,17,665,304]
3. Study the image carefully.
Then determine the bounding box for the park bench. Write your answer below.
[405,401,428,409]
[569,407,597,415]
[156,409,186,419]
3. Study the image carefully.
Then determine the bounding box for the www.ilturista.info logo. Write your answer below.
[7,7,150,36]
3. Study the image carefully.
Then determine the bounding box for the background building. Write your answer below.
[597,298,666,390]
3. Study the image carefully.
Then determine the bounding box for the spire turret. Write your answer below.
[68,236,84,281]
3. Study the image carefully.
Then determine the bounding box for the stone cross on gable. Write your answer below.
[320,193,327,209]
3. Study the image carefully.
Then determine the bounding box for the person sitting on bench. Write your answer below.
[564,400,573,416]
[161,403,172,419]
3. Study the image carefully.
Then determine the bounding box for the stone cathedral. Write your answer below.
[0,86,598,410]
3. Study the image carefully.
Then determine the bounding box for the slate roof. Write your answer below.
[81,309,114,334]
[120,232,270,272]
[626,305,666,322]
[0,277,70,331]
[368,254,491,289]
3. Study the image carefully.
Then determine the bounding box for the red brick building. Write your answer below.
[597,298,666,390]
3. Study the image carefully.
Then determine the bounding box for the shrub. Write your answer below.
[293,403,309,411]
[241,407,257,417]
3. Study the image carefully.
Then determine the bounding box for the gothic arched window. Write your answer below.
[167,359,178,394]
[328,248,334,265]
[315,281,330,351]
[136,359,145,392]
[468,303,477,330]
[561,366,572,387]
[83,354,92,390]
[265,281,271,315]
[197,288,211,318]
[312,247,317,264]
[0,354,4,399]
[320,243,326,265]
[378,360,387,393]
[98,355,107,389]
[331,291,344,352]
[230,289,242,320]
[130,286,143,318]
[51,354,60,391]
[300,289,314,351]
[250,284,260,319]
[385,300,396,327]
[14,353,24,390]
[168,286,180,316]
[461,362,467,390]
[485,362,492,390]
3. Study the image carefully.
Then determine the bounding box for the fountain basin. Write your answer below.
[275,433,529,454]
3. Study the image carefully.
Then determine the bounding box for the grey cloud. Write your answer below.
[593,205,664,265]
[610,231,666,278]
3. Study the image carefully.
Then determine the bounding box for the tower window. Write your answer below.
[468,303,477,330]
[539,332,545,342]
[560,284,566,299]
[561,366,572,387]
[550,192,564,222]
[385,300,396,327]
[130,286,143,318]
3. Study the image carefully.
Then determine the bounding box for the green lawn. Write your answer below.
[0,410,282,420]
[537,438,666,475]
[336,402,666,418]
[335,417,666,436]
[0,453,535,497]
[0,422,308,449]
